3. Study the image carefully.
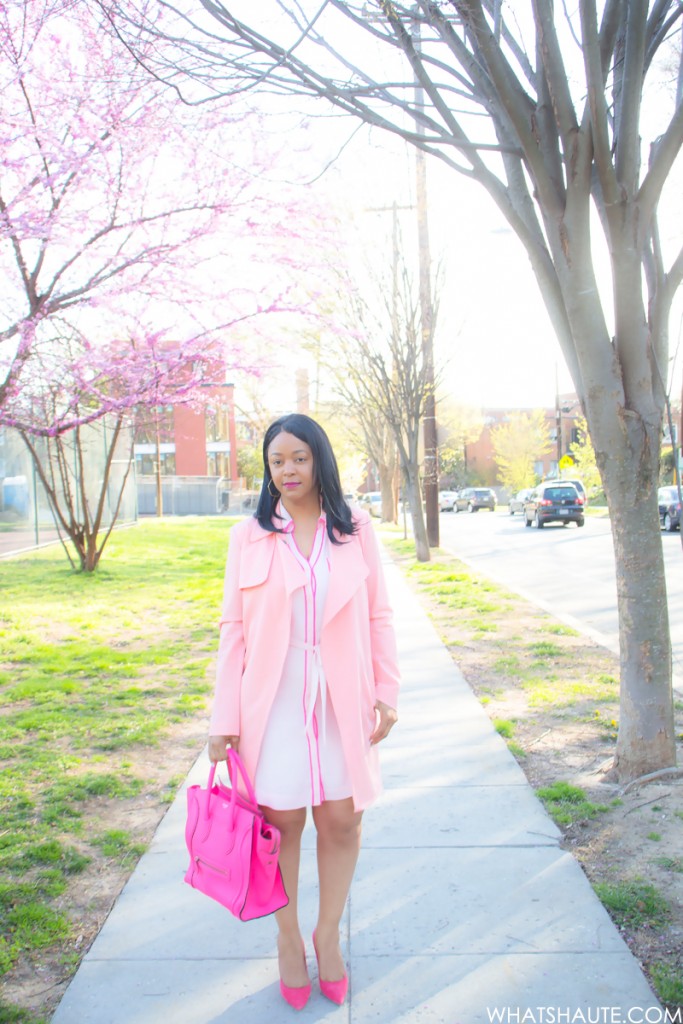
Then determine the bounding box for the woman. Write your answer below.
[208,413,400,1010]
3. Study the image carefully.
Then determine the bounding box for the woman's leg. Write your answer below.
[312,797,363,980]
[262,806,309,987]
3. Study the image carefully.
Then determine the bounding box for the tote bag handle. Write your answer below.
[202,749,259,828]
[226,748,258,806]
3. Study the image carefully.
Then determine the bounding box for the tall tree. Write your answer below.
[324,256,436,559]
[105,0,683,780]
[333,396,398,524]
[491,410,553,493]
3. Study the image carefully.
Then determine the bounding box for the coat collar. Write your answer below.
[242,515,369,624]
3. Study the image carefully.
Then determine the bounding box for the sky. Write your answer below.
[288,122,584,411]
[234,113,575,414]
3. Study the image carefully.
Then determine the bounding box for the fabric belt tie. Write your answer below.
[289,639,327,745]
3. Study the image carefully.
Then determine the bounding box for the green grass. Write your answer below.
[494,718,515,738]
[594,878,670,929]
[91,829,147,866]
[654,856,683,873]
[493,719,526,758]
[650,962,683,1005]
[0,517,232,984]
[381,535,619,718]
[493,654,522,673]
[385,551,513,622]
[536,780,609,825]
[521,673,618,708]
[526,640,564,658]
[0,999,49,1024]
[543,624,580,637]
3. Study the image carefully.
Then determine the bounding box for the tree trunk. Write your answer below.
[82,538,101,573]
[594,413,676,780]
[378,464,395,523]
[404,464,429,562]
[155,412,163,517]
[546,165,677,782]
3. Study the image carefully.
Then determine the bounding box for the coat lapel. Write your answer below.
[242,519,368,615]
[323,534,369,627]
[239,520,306,596]
[276,536,308,595]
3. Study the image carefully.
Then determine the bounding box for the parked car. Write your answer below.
[508,488,533,516]
[658,486,681,532]
[523,482,585,528]
[544,477,588,506]
[454,487,497,513]
[358,491,382,517]
[438,490,459,512]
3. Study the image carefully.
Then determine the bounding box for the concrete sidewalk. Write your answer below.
[51,554,660,1023]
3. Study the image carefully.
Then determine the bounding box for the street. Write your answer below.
[436,508,683,685]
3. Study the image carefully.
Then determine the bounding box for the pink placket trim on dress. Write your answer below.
[282,512,329,806]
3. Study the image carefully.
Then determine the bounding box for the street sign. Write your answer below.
[559,454,575,470]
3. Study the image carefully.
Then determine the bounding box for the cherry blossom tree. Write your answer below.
[0,0,333,569]
[3,330,253,571]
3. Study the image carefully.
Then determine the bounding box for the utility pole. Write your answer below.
[366,200,414,527]
[555,364,562,468]
[413,21,439,547]
[362,2,445,546]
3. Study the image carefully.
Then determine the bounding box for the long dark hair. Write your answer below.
[255,413,356,543]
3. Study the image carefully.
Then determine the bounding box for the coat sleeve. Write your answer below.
[209,522,246,736]
[357,514,401,710]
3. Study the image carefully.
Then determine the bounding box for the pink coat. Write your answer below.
[209,510,400,811]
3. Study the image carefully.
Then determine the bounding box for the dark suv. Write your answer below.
[523,483,585,528]
[455,487,497,513]
[543,477,588,505]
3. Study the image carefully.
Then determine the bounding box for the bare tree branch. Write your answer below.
[580,0,619,208]
[638,100,683,219]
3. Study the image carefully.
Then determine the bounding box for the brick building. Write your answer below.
[134,382,239,483]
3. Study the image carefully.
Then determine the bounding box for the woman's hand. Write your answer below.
[208,735,240,762]
[370,701,398,745]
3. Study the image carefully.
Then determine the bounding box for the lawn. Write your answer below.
[0,517,233,1022]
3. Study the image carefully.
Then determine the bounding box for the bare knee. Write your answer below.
[262,806,307,842]
[313,799,363,844]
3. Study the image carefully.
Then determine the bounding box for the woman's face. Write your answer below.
[267,431,318,506]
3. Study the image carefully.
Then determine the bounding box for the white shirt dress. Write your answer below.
[253,507,353,809]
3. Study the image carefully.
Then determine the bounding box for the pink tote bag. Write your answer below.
[184,749,288,921]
